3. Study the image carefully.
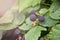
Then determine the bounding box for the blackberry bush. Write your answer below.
[0,0,60,40]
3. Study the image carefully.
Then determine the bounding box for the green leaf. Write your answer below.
[51,0,56,2]
[48,24,60,40]
[0,11,25,30]
[13,11,25,25]
[50,0,60,13]
[25,17,32,25]
[31,0,41,6]
[39,8,48,15]
[19,0,42,12]
[50,9,60,19]
[19,17,32,30]
[0,23,17,30]
[54,24,60,30]
[25,26,46,40]
[39,14,59,27]
[19,0,31,12]
[21,5,40,17]
[19,23,32,30]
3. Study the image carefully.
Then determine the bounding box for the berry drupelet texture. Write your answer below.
[30,14,36,21]
[39,16,45,22]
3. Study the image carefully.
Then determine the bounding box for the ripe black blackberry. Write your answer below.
[39,16,45,22]
[30,14,36,21]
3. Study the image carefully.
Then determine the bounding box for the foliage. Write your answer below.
[0,0,60,40]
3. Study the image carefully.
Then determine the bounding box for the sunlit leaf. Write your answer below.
[25,26,46,40]
[39,8,48,15]
[19,0,42,12]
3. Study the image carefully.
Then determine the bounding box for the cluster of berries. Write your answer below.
[30,10,45,22]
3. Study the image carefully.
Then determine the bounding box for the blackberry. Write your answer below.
[15,29,20,35]
[31,10,36,15]
[39,16,45,22]
[30,14,36,21]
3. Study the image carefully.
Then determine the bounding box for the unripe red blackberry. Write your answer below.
[39,16,45,22]
[30,14,36,21]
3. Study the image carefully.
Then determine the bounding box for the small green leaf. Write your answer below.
[19,23,32,30]
[19,17,32,30]
[25,26,46,40]
[50,9,60,19]
[25,17,32,25]
[39,8,48,15]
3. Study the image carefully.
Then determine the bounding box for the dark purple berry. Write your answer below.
[22,37,25,40]
[15,29,20,34]
[30,14,36,21]
[39,16,45,22]
[31,10,36,15]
